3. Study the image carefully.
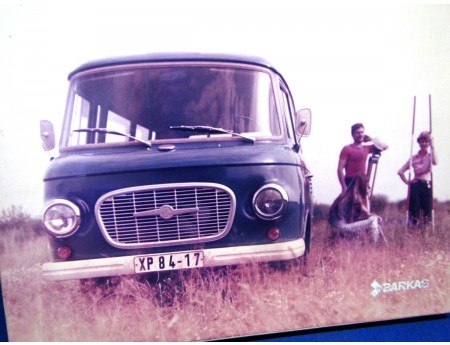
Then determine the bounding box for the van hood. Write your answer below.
[44,143,302,181]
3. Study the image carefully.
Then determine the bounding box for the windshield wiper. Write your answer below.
[170,125,255,143]
[73,128,152,148]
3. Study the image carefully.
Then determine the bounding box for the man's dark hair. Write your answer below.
[351,123,364,135]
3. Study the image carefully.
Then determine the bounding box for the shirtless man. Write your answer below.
[337,123,374,193]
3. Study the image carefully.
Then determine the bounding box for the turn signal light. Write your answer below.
[267,227,280,241]
[56,246,72,260]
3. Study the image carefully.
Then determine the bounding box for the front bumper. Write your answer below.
[42,239,305,281]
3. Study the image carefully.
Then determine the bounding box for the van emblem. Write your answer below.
[134,205,199,220]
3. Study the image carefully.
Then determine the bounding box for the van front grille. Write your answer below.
[95,183,235,249]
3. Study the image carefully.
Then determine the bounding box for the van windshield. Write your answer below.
[62,64,281,147]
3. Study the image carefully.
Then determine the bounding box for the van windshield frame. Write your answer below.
[61,62,282,148]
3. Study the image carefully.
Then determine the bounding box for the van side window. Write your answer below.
[280,86,295,141]
[70,94,90,145]
[104,111,131,143]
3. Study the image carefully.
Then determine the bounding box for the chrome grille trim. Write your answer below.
[95,183,236,249]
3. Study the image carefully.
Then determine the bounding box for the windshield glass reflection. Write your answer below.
[63,65,280,147]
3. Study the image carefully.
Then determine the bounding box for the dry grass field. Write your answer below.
[1,203,449,341]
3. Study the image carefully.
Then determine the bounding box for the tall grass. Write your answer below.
[1,205,449,341]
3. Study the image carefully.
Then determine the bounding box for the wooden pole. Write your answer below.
[406,96,416,227]
[429,94,435,232]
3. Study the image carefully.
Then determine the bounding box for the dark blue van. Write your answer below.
[39,53,313,282]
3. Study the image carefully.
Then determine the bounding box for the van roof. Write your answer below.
[68,52,280,80]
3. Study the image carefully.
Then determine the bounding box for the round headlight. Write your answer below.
[252,184,288,220]
[42,199,81,237]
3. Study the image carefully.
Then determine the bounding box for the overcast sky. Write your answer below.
[0,1,449,216]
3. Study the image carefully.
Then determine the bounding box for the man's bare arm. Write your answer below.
[337,158,347,192]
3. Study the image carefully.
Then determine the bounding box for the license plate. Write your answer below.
[134,251,204,273]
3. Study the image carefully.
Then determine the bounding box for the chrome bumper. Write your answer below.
[42,239,305,281]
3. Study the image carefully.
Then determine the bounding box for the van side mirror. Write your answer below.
[295,108,311,137]
[40,120,55,151]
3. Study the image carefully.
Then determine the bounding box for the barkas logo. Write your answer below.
[371,279,429,297]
